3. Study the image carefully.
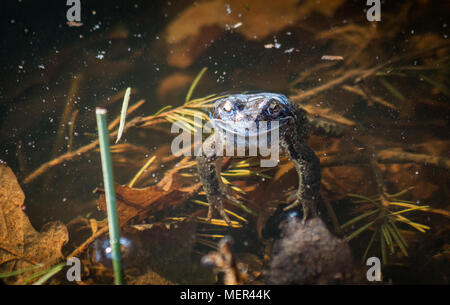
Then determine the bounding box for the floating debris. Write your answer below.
[66,21,83,27]
[201,236,243,285]
[321,55,344,61]
[284,47,295,54]
[232,22,242,29]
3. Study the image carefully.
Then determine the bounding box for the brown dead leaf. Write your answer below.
[321,165,377,200]
[0,164,68,284]
[164,0,345,68]
[97,178,201,226]
[408,33,448,57]
[379,163,440,200]
[98,156,202,226]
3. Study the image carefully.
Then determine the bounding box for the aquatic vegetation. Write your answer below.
[2,0,448,285]
[115,87,132,144]
[0,165,68,284]
[341,188,431,264]
[96,108,124,284]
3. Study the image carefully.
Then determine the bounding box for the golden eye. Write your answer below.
[268,102,281,114]
[223,101,232,112]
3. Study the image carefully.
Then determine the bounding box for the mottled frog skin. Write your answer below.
[196,93,321,225]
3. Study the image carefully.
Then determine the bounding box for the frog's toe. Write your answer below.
[217,206,232,227]
[284,197,317,220]
[224,192,246,206]
[207,197,233,227]
[283,198,301,212]
[206,204,214,222]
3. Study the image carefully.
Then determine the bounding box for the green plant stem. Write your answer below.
[32,263,65,285]
[96,108,124,285]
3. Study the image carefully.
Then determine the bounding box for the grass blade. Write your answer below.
[128,155,156,187]
[347,193,382,208]
[386,221,408,257]
[390,205,430,215]
[96,108,124,285]
[192,199,248,223]
[395,214,430,232]
[115,87,131,144]
[380,231,387,264]
[345,220,375,242]
[165,115,197,133]
[341,209,378,229]
[185,67,208,103]
[362,228,378,263]
[0,264,42,279]
[390,220,409,248]
[153,105,173,116]
[174,108,210,121]
[379,78,406,101]
[168,112,204,129]
[381,223,394,254]
[32,263,65,285]
[420,74,450,97]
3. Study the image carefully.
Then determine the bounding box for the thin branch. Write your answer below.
[320,149,450,170]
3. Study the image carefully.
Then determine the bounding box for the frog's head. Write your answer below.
[211,93,298,137]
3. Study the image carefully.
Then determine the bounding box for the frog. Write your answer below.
[196,93,322,226]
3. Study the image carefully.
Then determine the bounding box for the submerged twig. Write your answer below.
[51,74,83,158]
[320,149,450,171]
[23,116,142,184]
[68,109,79,152]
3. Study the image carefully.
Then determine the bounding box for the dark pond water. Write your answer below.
[0,0,448,285]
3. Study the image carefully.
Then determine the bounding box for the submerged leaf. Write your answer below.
[97,179,201,226]
[0,164,68,284]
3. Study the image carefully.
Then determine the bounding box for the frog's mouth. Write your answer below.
[211,117,291,137]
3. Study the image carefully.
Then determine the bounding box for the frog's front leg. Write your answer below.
[281,139,321,220]
[196,135,232,226]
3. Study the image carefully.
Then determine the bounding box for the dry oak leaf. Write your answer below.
[97,179,201,227]
[0,164,68,283]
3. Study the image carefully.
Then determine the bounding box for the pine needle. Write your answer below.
[192,199,248,223]
[153,105,173,116]
[185,67,208,103]
[128,155,156,187]
[345,220,375,242]
[362,228,378,263]
[340,209,378,229]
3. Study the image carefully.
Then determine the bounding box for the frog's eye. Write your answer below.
[267,101,281,115]
[222,101,233,112]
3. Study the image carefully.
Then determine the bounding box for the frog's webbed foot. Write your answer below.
[283,198,300,212]
[207,182,247,226]
[283,196,315,221]
[197,140,236,227]
[206,195,232,226]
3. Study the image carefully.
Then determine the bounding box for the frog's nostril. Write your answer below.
[236,103,245,110]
